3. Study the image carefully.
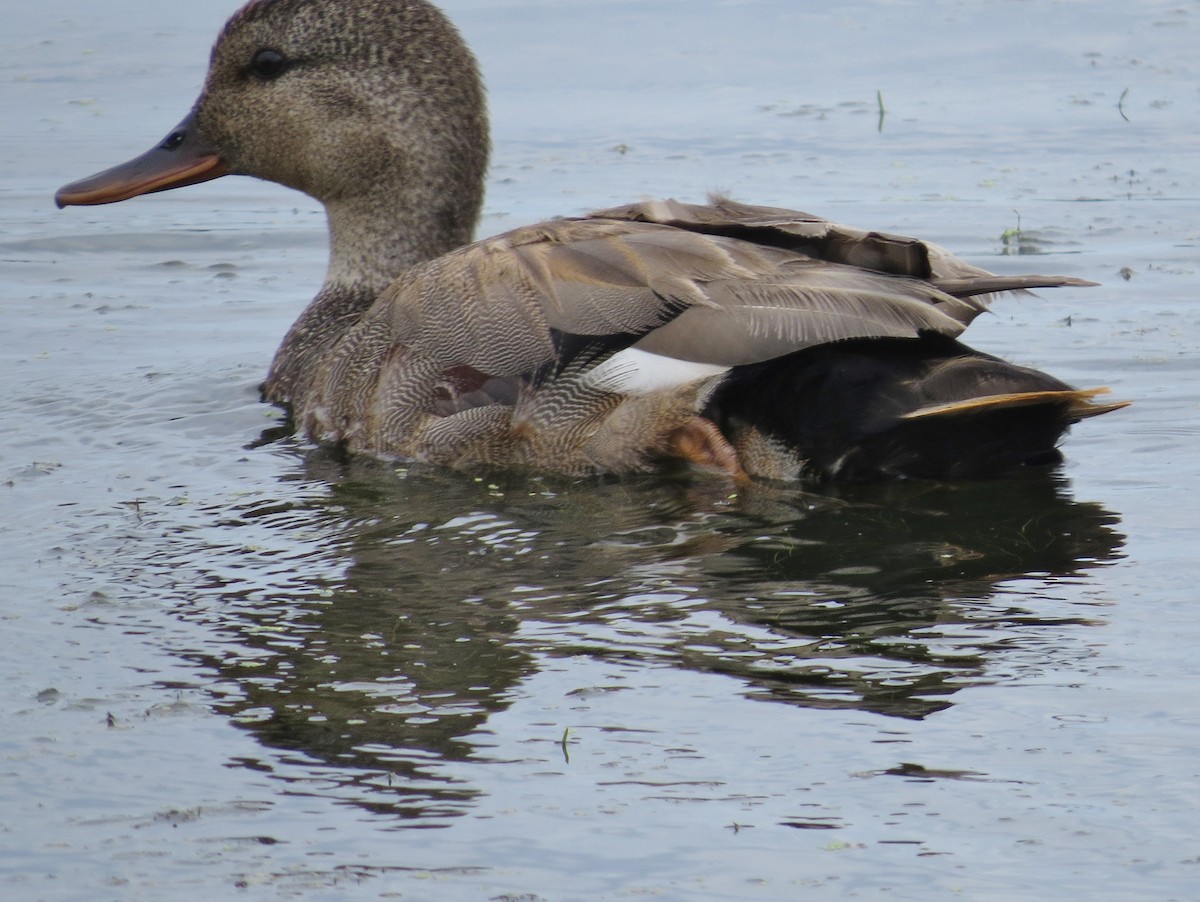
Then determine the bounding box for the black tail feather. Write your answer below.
[707,335,1116,481]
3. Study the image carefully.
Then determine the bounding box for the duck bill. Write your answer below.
[55,111,230,208]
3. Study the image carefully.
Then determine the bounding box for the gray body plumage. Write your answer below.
[56,0,1126,480]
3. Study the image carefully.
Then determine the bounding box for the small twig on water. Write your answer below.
[1001,209,1023,253]
[1118,87,1130,122]
[876,89,887,132]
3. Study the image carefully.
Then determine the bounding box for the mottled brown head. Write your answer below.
[201,0,487,204]
[58,0,489,253]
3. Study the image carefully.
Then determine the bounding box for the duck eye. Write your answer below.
[249,49,289,80]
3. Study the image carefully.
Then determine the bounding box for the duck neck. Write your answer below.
[264,176,484,407]
[324,183,478,299]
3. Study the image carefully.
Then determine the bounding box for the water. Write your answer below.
[3,0,1199,899]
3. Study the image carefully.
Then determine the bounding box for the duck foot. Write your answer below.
[667,417,748,483]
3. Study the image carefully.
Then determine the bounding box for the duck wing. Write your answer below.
[306,200,1097,471]
[370,208,1002,376]
[593,195,1095,297]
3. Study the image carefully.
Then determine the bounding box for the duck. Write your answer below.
[55,0,1126,482]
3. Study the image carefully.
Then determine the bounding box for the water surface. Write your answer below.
[3,1,1198,899]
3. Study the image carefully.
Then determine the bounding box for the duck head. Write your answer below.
[57,0,490,285]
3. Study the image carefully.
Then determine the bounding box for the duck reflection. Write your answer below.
[179,457,1122,820]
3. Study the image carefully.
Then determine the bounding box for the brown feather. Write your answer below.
[901,388,1131,422]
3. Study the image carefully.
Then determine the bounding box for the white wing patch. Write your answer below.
[582,348,730,395]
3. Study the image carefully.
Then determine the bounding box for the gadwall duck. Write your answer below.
[57,0,1126,481]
